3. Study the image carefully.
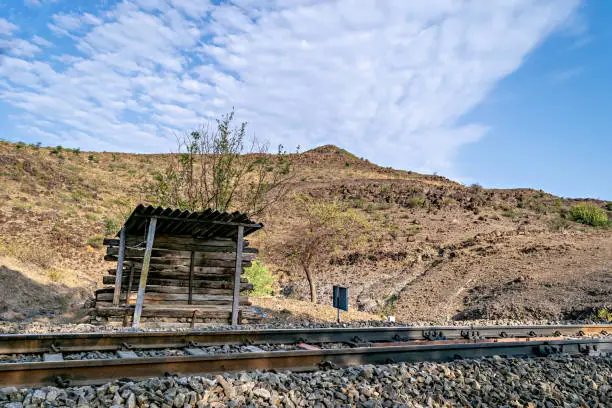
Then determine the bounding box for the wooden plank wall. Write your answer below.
[94,234,260,324]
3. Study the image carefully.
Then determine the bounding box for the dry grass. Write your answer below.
[250,297,383,322]
[1,139,611,323]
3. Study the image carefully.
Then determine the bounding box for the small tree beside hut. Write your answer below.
[288,196,371,303]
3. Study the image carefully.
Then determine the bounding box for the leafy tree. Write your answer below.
[288,196,371,303]
[144,111,293,216]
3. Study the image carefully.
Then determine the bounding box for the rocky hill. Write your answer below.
[0,140,610,323]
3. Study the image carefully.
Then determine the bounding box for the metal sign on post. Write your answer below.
[333,286,348,323]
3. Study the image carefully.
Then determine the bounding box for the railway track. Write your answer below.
[1,324,611,387]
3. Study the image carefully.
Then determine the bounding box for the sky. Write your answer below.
[0,0,610,199]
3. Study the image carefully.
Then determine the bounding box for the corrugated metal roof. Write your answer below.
[121,204,263,239]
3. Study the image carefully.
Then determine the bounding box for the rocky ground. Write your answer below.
[1,355,611,407]
[1,141,611,325]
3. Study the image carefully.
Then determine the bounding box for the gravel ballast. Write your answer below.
[1,319,609,335]
[1,356,610,407]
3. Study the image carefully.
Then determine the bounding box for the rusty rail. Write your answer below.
[0,337,610,387]
[0,324,610,355]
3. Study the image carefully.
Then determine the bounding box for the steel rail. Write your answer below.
[0,338,610,387]
[0,324,610,355]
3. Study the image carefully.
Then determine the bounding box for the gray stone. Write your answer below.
[4,403,23,408]
[46,388,60,402]
[31,389,46,404]
[252,388,271,400]
[216,375,236,399]
[173,393,186,407]
[126,392,136,408]
[0,387,19,401]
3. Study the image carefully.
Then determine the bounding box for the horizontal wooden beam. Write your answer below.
[108,266,243,277]
[94,305,261,319]
[104,255,252,268]
[96,292,250,305]
[102,275,249,287]
[96,285,249,296]
[106,247,257,260]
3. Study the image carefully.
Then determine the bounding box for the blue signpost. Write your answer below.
[333,286,348,323]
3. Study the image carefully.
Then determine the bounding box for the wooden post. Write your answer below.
[125,264,135,304]
[231,225,244,325]
[112,227,126,306]
[132,217,157,328]
[188,251,195,305]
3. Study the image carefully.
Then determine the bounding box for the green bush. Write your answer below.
[406,197,426,208]
[606,202,612,211]
[597,308,612,322]
[244,260,276,296]
[50,145,63,155]
[380,294,399,317]
[569,202,608,226]
[103,217,120,235]
[86,234,104,249]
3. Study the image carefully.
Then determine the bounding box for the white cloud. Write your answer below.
[0,18,18,36]
[0,38,42,57]
[48,12,101,37]
[31,35,53,47]
[0,0,579,173]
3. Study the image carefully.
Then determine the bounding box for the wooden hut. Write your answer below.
[93,204,263,327]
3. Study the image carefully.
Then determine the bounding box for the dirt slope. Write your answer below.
[1,140,610,323]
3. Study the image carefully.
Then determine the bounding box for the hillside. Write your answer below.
[0,140,611,324]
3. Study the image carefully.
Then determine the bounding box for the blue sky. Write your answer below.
[456,1,612,200]
[0,0,610,199]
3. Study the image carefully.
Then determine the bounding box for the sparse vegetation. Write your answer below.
[288,196,372,303]
[46,269,63,283]
[0,240,56,269]
[406,197,426,208]
[569,202,608,227]
[548,216,570,232]
[50,145,63,155]
[502,210,518,218]
[86,213,100,222]
[0,138,611,323]
[86,234,104,249]
[143,110,294,216]
[103,217,121,235]
[244,260,276,296]
[380,294,399,317]
[596,307,612,322]
[406,224,421,235]
[350,198,365,209]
